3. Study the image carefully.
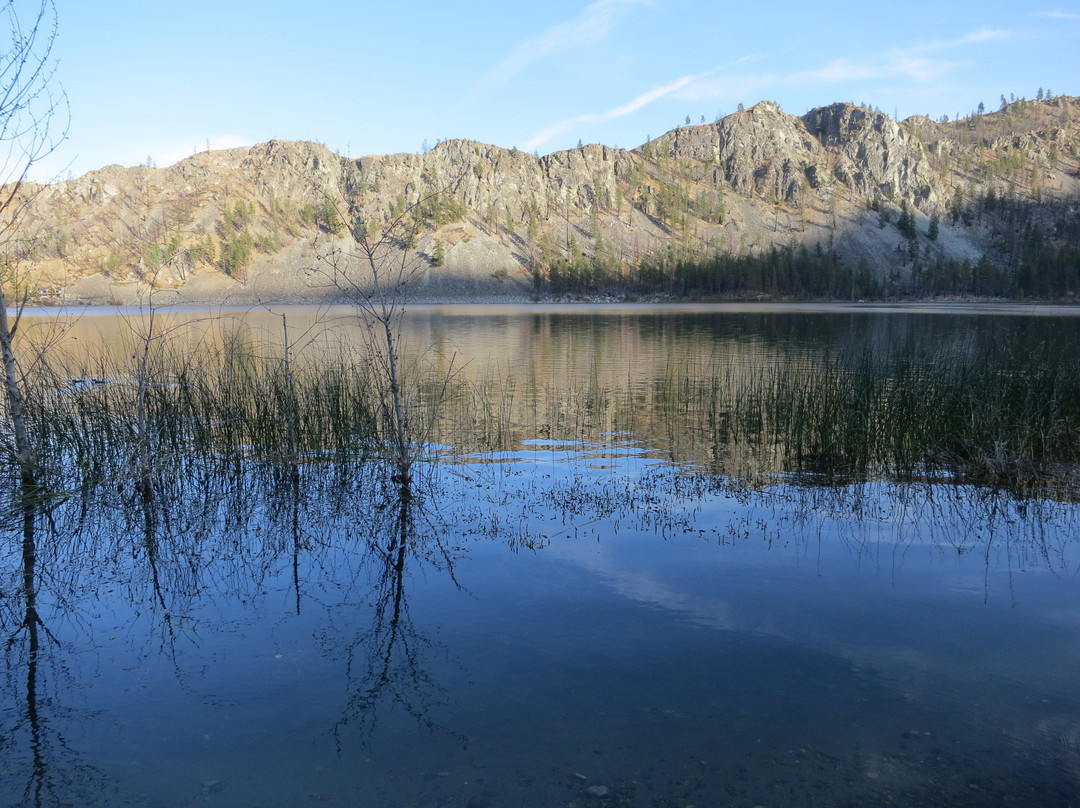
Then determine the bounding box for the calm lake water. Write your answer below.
[3,304,1080,807]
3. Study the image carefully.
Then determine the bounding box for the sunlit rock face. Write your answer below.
[11,97,1080,304]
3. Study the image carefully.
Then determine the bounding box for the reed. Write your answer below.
[3,323,385,505]
[714,337,1080,491]
[5,315,1080,507]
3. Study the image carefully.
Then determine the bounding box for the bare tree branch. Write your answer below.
[0,0,68,478]
[308,162,467,487]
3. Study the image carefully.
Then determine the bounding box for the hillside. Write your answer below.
[6,95,1080,304]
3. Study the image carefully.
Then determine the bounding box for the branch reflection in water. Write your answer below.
[318,472,469,748]
[3,476,126,805]
[1,450,460,798]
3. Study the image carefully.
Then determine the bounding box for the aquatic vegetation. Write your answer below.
[719,336,1080,493]
[3,310,1080,506]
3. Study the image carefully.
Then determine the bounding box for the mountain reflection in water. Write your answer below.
[2,305,1080,807]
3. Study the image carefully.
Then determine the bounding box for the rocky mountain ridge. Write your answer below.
[7,95,1080,304]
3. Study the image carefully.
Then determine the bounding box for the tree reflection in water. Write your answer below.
[1,453,474,802]
[322,474,468,748]
[9,485,54,808]
[3,480,124,807]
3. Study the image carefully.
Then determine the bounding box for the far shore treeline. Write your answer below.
[534,234,1079,300]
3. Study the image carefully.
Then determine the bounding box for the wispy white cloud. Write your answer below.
[523,118,586,151]
[523,72,703,150]
[892,56,955,82]
[787,58,875,84]
[955,28,1009,44]
[798,54,954,84]
[788,56,954,87]
[787,28,1004,88]
[1036,10,1080,20]
[473,0,653,96]
[916,28,1008,51]
[519,21,1011,154]
[669,70,774,106]
[523,58,757,151]
[147,135,251,169]
[604,73,699,117]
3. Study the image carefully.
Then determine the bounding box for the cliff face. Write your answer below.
[651,100,820,203]
[803,103,932,201]
[7,96,1080,304]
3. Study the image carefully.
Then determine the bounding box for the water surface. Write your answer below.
[3,304,1080,807]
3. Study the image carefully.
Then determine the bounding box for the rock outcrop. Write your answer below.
[6,96,1080,304]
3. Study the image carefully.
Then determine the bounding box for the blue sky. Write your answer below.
[27,0,1080,180]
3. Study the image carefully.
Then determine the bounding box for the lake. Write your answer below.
[3,303,1080,807]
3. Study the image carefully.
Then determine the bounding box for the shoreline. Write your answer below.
[17,298,1080,319]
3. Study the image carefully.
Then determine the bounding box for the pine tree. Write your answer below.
[897,201,917,240]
